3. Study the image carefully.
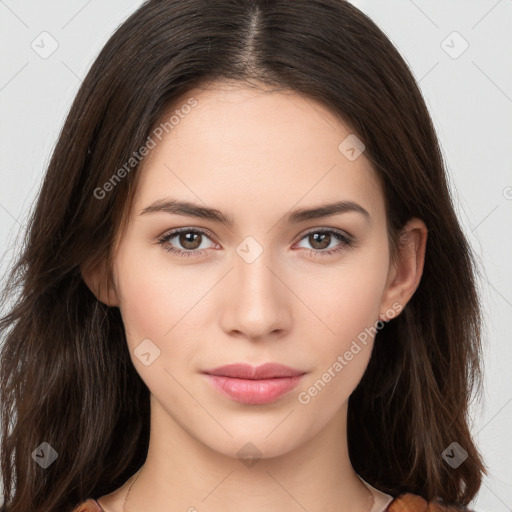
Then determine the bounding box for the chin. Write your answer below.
[190,414,317,464]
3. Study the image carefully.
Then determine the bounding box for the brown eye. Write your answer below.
[178,232,203,250]
[308,232,332,250]
[295,229,353,257]
[157,228,217,258]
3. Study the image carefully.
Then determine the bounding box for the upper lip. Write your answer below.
[202,363,306,379]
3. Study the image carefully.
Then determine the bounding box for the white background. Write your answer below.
[0,1,511,510]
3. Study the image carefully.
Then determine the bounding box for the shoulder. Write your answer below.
[388,493,477,511]
[70,499,104,512]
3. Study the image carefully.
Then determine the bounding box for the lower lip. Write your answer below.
[203,374,304,405]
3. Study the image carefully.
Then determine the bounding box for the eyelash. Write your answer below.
[156,227,353,259]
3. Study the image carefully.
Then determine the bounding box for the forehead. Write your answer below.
[133,82,384,222]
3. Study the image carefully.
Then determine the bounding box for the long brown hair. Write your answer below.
[0,0,487,510]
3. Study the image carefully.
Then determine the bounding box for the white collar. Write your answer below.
[356,473,395,512]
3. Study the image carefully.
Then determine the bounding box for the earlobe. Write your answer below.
[80,258,120,307]
[380,218,428,319]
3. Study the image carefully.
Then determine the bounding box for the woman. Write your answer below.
[0,1,486,511]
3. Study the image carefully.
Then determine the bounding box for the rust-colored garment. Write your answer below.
[71,494,474,511]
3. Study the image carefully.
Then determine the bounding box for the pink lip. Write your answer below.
[202,363,306,405]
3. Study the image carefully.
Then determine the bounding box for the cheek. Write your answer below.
[113,248,204,399]
[293,245,388,405]
[299,249,388,348]
[113,245,221,385]
[114,242,201,342]
[115,263,169,345]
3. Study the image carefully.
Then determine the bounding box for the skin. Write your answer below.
[82,81,427,512]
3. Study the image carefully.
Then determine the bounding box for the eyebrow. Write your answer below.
[139,198,370,225]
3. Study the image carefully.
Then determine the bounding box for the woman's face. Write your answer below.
[108,82,403,458]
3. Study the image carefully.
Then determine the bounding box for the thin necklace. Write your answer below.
[122,468,375,512]
[122,467,142,512]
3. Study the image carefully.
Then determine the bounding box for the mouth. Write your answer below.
[201,363,307,405]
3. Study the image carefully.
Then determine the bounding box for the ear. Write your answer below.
[80,257,120,307]
[379,218,428,320]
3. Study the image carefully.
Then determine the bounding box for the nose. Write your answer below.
[218,245,293,341]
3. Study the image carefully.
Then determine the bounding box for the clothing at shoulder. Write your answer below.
[389,493,477,511]
[71,499,103,512]
[71,494,476,512]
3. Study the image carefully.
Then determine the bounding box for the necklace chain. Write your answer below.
[122,467,142,512]
[122,467,375,512]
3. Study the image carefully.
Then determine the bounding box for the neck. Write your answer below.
[121,397,375,512]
